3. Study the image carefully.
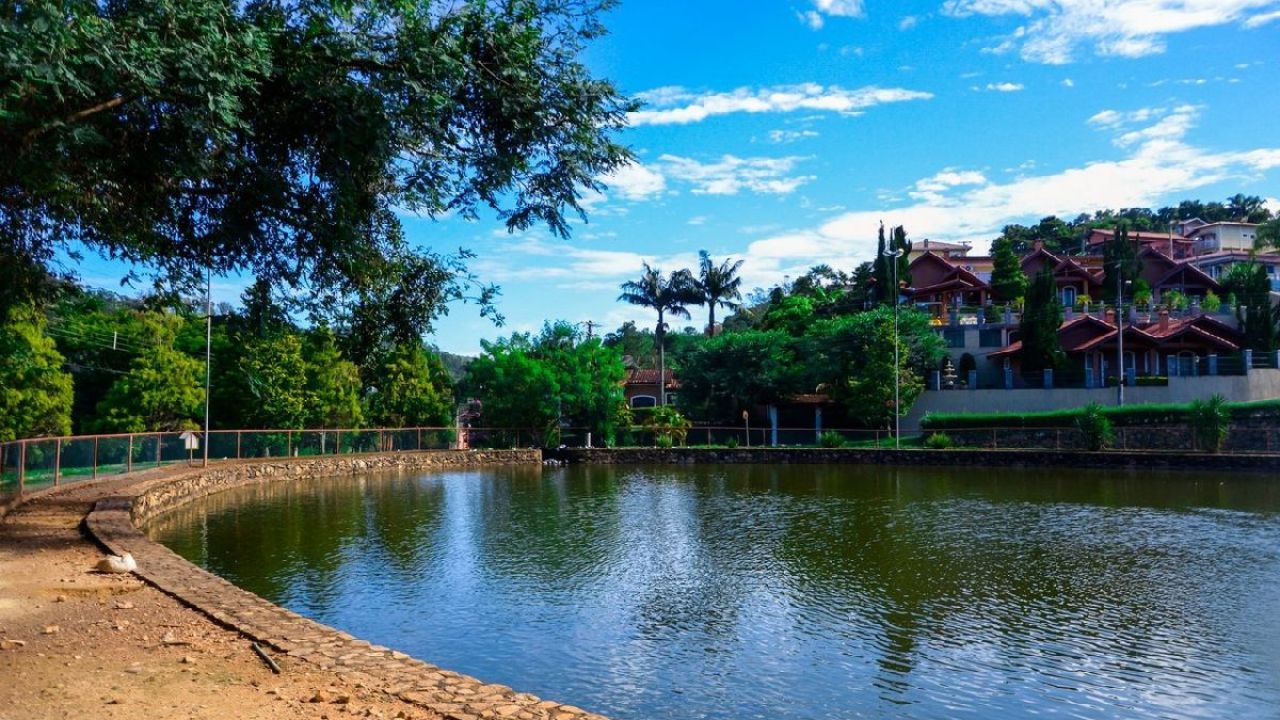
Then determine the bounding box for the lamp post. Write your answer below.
[1115,272,1131,406]
[883,248,904,449]
[203,263,212,467]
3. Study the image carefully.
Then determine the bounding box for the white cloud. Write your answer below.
[737,106,1280,288]
[978,82,1026,92]
[1061,78,1075,87]
[801,0,864,28]
[687,216,708,226]
[1244,9,1280,26]
[1087,105,1199,147]
[600,162,667,202]
[660,155,814,196]
[767,129,820,144]
[899,15,920,30]
[943,0,1280,64]
[628,83,933,126]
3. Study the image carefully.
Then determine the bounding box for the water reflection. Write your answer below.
[150,465,1280,720]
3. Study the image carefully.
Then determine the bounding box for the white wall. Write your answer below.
[903,369,1280,430]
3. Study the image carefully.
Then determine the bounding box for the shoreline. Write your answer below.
[2,450,606,720]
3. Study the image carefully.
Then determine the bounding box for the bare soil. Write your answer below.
[0,479,442,720]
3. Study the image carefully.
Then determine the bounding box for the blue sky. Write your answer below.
[84,1,1280,354]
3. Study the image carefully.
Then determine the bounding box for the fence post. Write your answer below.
[378,429,384,454]
[236,431,242,460]
[53,438,62,486]
[127,435,133,473]
[992,428,998,449]
[18,441,26,496]
[287,430,293,458]
[94,436,100,480]
[335,430,342,455]
[155,435,161,467]
[417,427,422,451]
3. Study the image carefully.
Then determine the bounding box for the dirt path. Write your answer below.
[0,477,442,720]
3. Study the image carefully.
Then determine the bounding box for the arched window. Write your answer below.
[630,395,657,409]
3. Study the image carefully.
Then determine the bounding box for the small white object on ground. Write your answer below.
[96,552,137,574]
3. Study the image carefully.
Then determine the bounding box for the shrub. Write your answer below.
[1188,394,1230,453]
[725,436,739,449]
[983,305,1002,324]
[1076,402,1113,451]
[924,432,953,449]
[1202,290,1222,312]
[819,431,847,448]
[638,405,691,447]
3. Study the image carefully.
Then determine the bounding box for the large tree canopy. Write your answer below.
[1,0,635,331]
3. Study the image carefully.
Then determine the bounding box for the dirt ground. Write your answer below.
[0,481,442,720]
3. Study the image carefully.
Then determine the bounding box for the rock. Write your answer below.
[161,631,191,646]
[0,639,27,651]
[42,625,60,635]
[310,690,333,704]
[180,656,196,665]
[96,553,137,574]
[333,693,354,704]
[55,595,68,603]
[113,601,135,610]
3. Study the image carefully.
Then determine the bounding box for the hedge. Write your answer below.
[920,398,1280,430]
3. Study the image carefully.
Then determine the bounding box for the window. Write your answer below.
[630,395,656,409]
[1061,287,1077,306]
[943,328,966,348]
[978,328,1004,347]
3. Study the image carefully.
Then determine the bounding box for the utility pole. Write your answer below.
[1116,268,1125,407]
[884,247,904,449]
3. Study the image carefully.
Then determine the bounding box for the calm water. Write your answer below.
[149,465,1280,720]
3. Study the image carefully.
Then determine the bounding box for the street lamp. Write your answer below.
[1115,273,1132,406]
[883,248,904,449]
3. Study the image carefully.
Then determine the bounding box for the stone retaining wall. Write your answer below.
[549,446,1280,473]
[85,450,609,720]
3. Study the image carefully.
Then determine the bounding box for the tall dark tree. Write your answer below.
[1,0,635,332]
[1019,270,1065,375]
[1102,223,1142,303]
[989,237,1028,303]
[872,223,911,305]
[693,251,744,336]
[617,264,698,405]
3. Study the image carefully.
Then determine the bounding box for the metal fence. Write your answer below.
[6,421,1271,507]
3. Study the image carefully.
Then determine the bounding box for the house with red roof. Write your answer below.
[623,368,679,409]
[906,251,990,312]
[988,310,1242,382]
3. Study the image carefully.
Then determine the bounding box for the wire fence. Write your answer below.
[5,422,1273,506]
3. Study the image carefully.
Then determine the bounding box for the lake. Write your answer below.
[149,464,1280,719]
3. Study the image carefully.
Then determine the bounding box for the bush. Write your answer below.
[924,432,953,449]
[819,431,847,448]
[725,436,739,449]
[1203,290,1222,312]
[1189,395,1230,453]
[983,305,1002,324]
[1076,403,1113,451]
[638,405,691,447]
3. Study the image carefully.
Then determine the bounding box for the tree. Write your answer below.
[2,0,635,333]
[365,344,454,428]
[872,224,911,305]
[0,306,74,441]
[760,295,816,336]
[1226,194,1267,223]
[989,237,1028,303]
[1018,270,1065,375]
[304,328,364,429]
[805,307,944,429]
[1102,223,1142,303]
[1223,262,1279,352]
[239,333,308,429]
[675,330,803,424]
[465,322,627,445]
[618,264,699,405]
[94,313,205,432]
[693,251,744,336]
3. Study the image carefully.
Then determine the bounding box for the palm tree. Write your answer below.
[694,250,744,336]
[618,263,698,405]
[1226,194,1265,222]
